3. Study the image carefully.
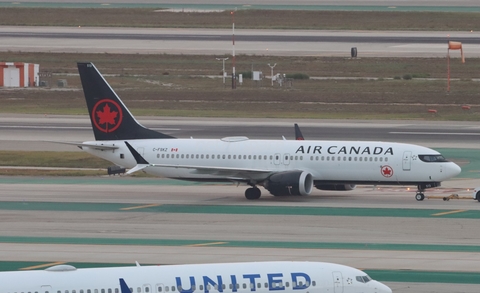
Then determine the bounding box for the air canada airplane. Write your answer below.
[1,261,392,293]
[75,62,461,200]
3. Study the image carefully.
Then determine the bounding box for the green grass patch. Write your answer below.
[0,169,107,176]
[0,151,110,168]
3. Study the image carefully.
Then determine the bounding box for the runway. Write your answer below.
[1,26,480,57]
[1,114,480,151]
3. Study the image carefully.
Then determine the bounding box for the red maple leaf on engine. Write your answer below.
[96,104,118,126]
[382,166,393,177]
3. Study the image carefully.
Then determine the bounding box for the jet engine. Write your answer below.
[264,170,313,196]
[315,184,356,191]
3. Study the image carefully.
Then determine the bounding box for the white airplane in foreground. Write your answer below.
[74,62,461,200]
[1,261,392,293]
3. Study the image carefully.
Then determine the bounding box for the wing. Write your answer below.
[124,141,273,179]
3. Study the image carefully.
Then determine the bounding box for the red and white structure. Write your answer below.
[0,62,39,87]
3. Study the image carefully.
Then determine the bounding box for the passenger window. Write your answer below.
[332,157,335,161]
[171,287,175,292]
[248,155,251,159]
[264,283,268,288]
[181,154,184,159]
[115,289,119,293]
[165,287,169,292]
[217,155,221,159]
[201,154,204,159]
[145,288,149,293]
[157,154,159,158]
[157,287,162,292]
[228,155,231,159]
[253,155,256,160]
[327,156,330,161]
[285,282,289,287]
[101,289,105,293]
[385,157,388,162]
[196,154,199,159]
[233,155,236,159]
[242,284,246,289]
[229,285,233,290]
[312,281,316,286]
[380,157,383,162]
[257,283,261,288]
[176,154,179,158]
[264,155,267,160]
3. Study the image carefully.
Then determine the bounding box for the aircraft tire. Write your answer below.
[476,191,480,202]
[415,193,425,201]
[245,187,261,200]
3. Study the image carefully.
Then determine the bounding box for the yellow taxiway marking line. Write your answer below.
[186,242,228,247]
[432,209,467,216]
[21,261,66,270]
[120,204,161,211]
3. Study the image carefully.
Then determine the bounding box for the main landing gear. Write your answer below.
[245,187,261,200]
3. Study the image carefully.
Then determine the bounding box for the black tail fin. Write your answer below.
[77,62,175,140]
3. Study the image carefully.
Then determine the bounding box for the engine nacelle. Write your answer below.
[315,184,356,191]
[264,171,313,196]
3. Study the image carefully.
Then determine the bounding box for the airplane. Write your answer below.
[1,261,392,293]
[74,62,461,201]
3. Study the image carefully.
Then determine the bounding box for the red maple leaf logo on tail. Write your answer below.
[92,99,123,133]
[97,104,118,126]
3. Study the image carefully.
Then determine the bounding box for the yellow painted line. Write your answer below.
[120,204,161,211]
[21,261,65,270]
[186,242,228,247]
[432,209,467,216]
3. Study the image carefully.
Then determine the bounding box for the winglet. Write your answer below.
[120,278,131,293]
[294,123,305,140]
[125,141,151,175]
[125,141,149,164]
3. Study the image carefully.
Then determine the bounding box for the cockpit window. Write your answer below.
[356,275,372,283]
[419,155,448,163]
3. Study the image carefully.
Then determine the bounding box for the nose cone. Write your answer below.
[371,280,392,293]
[448,162,462,178]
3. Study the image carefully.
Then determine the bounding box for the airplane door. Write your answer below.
[332,271,343,293]
[284,153,290,165]
[402,151,412,171]
[274,153,281,165]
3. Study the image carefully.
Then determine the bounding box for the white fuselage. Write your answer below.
[84,138,460,185]
[1,261,391,293]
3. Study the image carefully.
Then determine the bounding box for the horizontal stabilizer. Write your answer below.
[48,141,119,150]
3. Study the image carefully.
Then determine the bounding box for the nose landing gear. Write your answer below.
[415,192,425,201]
